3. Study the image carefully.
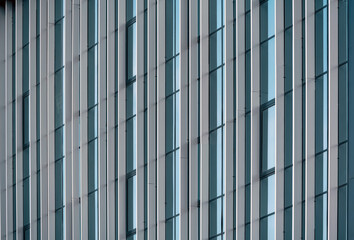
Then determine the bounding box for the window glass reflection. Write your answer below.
[127,176,137,231]
[260,0,274,41]
[260,39,275,104]
[315,75,328,153]
[315,8,328,77]
[209,68,223,131]
[261,106,275,173]
[209,128,223,199]
[260,174,275,217]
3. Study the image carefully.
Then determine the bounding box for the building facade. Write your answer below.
[0,0,353,239]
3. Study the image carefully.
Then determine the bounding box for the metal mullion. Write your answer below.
[209,194,225,203]
[338,183,348,189]
[315,71,328,79]
[259,212,275,221]
[87,103,98,112]
[260,168,275,179]
[338,61,348,68]
[88,188,99,196]
[260,98,276,111]
[126,114,136,122]
[55,124,65,132]
[55,156,65,163]
[55,205,65,212]
[54,16,65,25]
[315,148,327,157]
[165,213,180,222]
[315,5,327,14]
[338,140,348,147]
[260,35,275,46]
[165,147,180,157]
[284,89,293,96]
[127,169,137,178]
[314,191,328,199]
[127,16,136,27]
[209,231,225,239]
[88,136,98,145]
[88,42,98,52]
[209,25,225,38]
[165,53,180,64]
[127,76,136,84]
[54,65,65,75]
[209,123,225,135]
[165,89,180,99]
[209,63,225,76]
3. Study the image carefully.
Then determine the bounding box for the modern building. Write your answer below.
[0,0,353,239]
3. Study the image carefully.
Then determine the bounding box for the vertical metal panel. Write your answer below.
[305,0,315,238]
[200,0,209,238]
[292,0,303,238]
[250,0,260,239]
[235,0,246,238]
[156,0,165,238]
[225,0,234,238]
[274,0,285,238]
[327,0,339,238]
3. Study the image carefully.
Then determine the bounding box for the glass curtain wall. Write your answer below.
[12,2,16,238]
[87,0,98,238]
[36,0,41,238]
[126,0,137,239]
[165,0,180,238]
[244,0,251,238]
[283,0,293,238]
[209,0,225,239]
[337,0,348,239]
[259,0,275,239]
[232,0,236,238]
[54,0,65,238]
[22,0,30,238]
[314,1,328,239]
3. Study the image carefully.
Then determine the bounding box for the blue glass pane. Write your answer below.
[260,0,275,41]
[23,0,29,45]
[338,186,347,240]
[315,152,328,196]
[338,0,348,64]
[284,167,292,208]
[55,127,64,160]
[245,185,250,223]
[126,82,137,118]
[127,0,136,21]
[23,96,29,145]
[126,117,136,173]
[260,214,275,240]
[166,216,180,240]
[165,93,180,153]
[245,13,251,51]
[209,197,223,237]
[245,114,251,184]
[88,0,98,47]
[127,176,137,231]
[23,178,30,225]
[127,24,137,80]
[284,207,292,240]
[315,8,328,77]
[166,57,180,96]
[284,0,292,29]
[165,151,180,219]
[55,208,63,240]
[261,106,275,173]
[260,38,275,104]
[260,174,275,217]
[88,46,98,108]
[315,75,328,153]
[245,0,250,12]
[55,0,64,21]
[23,147,29,178]
[165,0,180,59]
[209,67,223,130]
[284,92,292,167]
[338,64,348,143]
[210,29,223,71]
[245,51,251,111]
[88,106,98,141]
[338,143,348,186]
[284,28,293,92]
[23,45,29,93]
[88,139,98,192]
[209,0,223,33]
[55,159,63,208]
[55,69,64,128]
[55,19,64,71]
[88,191,98,240]
[315,0,327,11]
[209,128,223,199]
[315,194,327,240]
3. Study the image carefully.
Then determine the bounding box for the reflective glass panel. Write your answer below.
[260,174,275,217]
[209,67,224,130]
[315,75,328,153]
[260,0,275,41]
[261,106,275,173]
[209,128,223,199]
[127,176,137,231]
[260,39,275,104]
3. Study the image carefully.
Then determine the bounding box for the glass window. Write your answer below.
[88,191,98,240]
[127,24,137,80]
[55,159,64,208]
[88,46,98,108]
[88,106,98,141]
[315,0,327,11]
[166,0,180,59]
[315,194,327,240]
[55,69,64,128]
[338,143,348,186]
[55,0,64,21]
[284,0,292,29]
[284,167,292,208]
[23,45,29,93]
[337,186,347,240]
[338,0,348,65]
[284,93,292,167]
[284,28,293,93]
[284,207,292,240]
[261,106,275,173]
[260,0,275,42]
[315,75,328,153]
[245,185,250,223]
[260,174,275,217]
[245,12,251,51]
[165,151,180,219]
[260,214,275,240]
[23,178,30,225]
[88,0,98,47]
[245,52,251,111]
[126,82,137,118]
[55,127,64,160]
[126,117,136,173]
[210,29,223,72]
[23,96,29,144]
[209,0,223,33]
[23,0,29,45]
[166,216,180,240]
[165,93,180,153]
[209,68,223,131]
[209,128,223,199]
[127,176,137,232]
[55,208,63,239]
[315,8,328,77]
[88,139,98,192]
[23,148,30,178]
[166,57,180,96]
[127,0,136,21]
[54,20,64,71]
[315,152,327,196]
[209,197,223,237]
[338,64,348,143]
[245,114,251,184]
[260,39,275,104]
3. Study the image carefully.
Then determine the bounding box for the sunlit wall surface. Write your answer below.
[0,0,351,239]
